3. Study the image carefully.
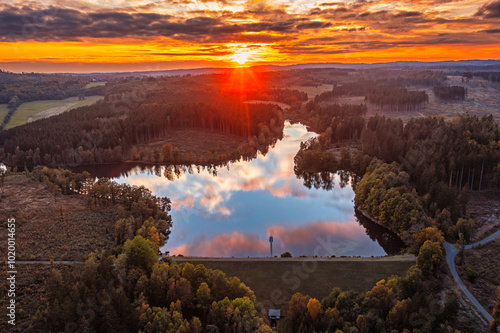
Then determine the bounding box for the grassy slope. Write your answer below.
[84,81,106,89]
[6,95,104,129]
[0,104,8,122]
[177,259,415,312]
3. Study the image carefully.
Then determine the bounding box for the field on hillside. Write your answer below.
[177,258,415,312]
[0,103,8,121]
[0,173,117,261]
[289,84,333,99]
[5,95,104,129]
[130,128,247,162]
[84,81,106,89]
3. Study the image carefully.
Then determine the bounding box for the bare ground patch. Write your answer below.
[467,191,500,241]
[0,264,82,332]
[0,173,117,261]
[458,237,500,316]
[129,128,247,162]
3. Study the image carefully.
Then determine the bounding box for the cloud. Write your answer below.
[169,232,269,257]
[0,5,337,42]
[475,0,500,18]
[480,28,500,33]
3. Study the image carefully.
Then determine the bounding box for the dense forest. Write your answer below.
[0,73,288,167]
[294,113,500,245]
[0,70,91,104]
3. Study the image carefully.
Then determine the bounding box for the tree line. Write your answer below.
[313,81,429,112]
[433,86,466,100]
[0,82,284,167]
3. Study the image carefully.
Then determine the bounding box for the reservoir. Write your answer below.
[81,121,404,257]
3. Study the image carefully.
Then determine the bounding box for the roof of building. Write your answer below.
[268,309,281,318]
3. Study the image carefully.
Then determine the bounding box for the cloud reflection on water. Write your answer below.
[114,122,392,257]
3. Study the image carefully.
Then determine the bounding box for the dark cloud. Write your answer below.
[296,21,332,29]
[0,5,331,42]
[393,11,422,18]
[480,28,500,33]
[475,0,500,18]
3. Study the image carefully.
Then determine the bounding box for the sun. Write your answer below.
[230,50,253,65]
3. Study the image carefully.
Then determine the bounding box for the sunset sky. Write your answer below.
[0,0,499,72]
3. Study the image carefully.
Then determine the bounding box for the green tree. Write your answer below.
[417,240,443,277]
[123,235,158,272]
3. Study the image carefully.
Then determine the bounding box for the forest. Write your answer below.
[0,70,90,104]
[314,81,429,111]
[15,167,460,333]
[0,72,291,166]
[294,113,500,245]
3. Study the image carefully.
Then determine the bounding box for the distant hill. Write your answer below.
[58,59,500,78]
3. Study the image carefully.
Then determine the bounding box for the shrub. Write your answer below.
[465,266,477,283]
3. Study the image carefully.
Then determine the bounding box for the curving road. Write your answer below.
[444,229,500,330]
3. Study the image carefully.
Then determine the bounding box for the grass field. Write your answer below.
[5,95,104,129]
[289,84,333,99]
[84,81,106,89]
[0,104,9,122]
[176,258,415,312]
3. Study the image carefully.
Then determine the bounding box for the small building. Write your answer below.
[268,309,281,329]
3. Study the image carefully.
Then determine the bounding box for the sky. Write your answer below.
[0,0,499,72]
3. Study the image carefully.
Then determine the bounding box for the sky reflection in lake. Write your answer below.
[111,122,394,257]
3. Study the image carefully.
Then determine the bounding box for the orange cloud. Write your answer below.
[169,232,269,257]
[0,0,498,72]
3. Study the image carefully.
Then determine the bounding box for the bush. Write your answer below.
[281,251,292,258]
[465,266,477,283]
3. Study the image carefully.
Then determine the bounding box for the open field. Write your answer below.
[5,95,104,129]
[323,76,500,122]
[0,103,8,121]
[176,258,415,312]
[84,81,106,89]
[0,173,117,261]
[289,84,333,99]
[468,191,500,241]
[130,128,246,162]
[458,237,500,316]
[418,76,500,122]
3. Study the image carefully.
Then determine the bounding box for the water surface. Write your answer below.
[87,122,404,257]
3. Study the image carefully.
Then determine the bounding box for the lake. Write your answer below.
[82,121,404,257]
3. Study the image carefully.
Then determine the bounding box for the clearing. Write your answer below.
[458,237,500,317]
[321,76,500,122]
[176,258,415,313]
[5,95,104,129]
[244,100,291,109]
[130,128,246,163]
[0,104,9,122]
[0,173,117,261]
[468,191,500,241]
[84,81,106,89]
[289,84,333,99]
